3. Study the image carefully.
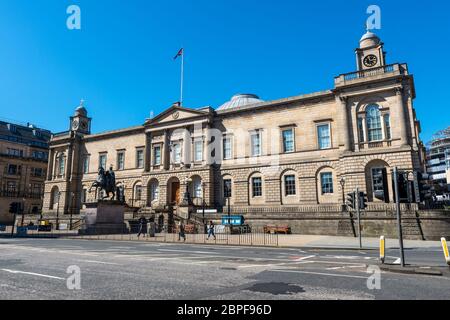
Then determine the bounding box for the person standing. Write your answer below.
[178,222,186,242]
[137,216,148,238]
[207,221,216,240]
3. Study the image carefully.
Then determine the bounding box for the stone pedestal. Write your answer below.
[79,201,128,235]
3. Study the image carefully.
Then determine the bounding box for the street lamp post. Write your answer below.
[202,182,206,234]
[340,177,346,205]
[56,191,61,231]
[70,192,75,230]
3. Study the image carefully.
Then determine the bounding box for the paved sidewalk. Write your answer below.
[278,235,443,250]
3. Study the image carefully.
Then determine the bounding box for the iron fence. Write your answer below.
[0,222,280,247]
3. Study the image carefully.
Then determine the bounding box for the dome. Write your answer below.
[360,30,381,48]
[217,94,264,111]
[74,100,88,117]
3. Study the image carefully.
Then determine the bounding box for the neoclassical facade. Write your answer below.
[43,30,425,219]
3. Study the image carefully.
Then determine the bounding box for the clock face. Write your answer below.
[363,54,378,68]
[72,120,79,130]
[80,121,88,130]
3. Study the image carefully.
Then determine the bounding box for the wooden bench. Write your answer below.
[264,225,291,234]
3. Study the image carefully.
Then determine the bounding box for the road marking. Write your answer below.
[269,269,369,279]
[157,249,220,255]
[80,260,121,266]
[326,265,366,270]
[393,258,401,265]
[1,269,65,280]
[293,255,316,262]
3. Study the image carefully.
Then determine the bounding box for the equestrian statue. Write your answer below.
[89,166,119,201]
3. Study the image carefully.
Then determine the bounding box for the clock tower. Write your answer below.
[356,29,386,71]
[70,100,91,135]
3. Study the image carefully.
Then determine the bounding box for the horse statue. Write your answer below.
[89,166,116,201]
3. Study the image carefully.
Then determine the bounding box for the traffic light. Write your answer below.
[9,202,18,214]
[359,192,368,210]
[346,192,356,210]
[416,172,432,202]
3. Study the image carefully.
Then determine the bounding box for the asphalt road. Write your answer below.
[0,238,449,300]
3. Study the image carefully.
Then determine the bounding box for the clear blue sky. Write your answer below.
[0,0,449,143]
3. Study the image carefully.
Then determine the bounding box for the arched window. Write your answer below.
[134,182,143,201]
[366,105,383,142]
[148,180,159,204]
[50,186,60,210]
[191,176,203,199]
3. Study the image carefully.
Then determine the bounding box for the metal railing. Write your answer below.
[0,222,280,247]
[334,63,407,86]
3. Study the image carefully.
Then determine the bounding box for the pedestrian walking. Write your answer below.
[207,221,216,240]
[137,216,148,238]
[178,222,186,242]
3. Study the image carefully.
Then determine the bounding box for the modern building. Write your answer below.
[43,29,425,229]
[426,127,450,193]
[0,121,51,224]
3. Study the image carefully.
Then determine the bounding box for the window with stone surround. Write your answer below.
[194,140,203,162]
[320,172,334,194]
[99,153,107,170]
[317,124,331,150]
[223,179,232,198]
[223,136,232,160]
[284,175,296,196]
[282,128,295,153]
[250,131,262,157]
[153,145,162,165]
[117,151,125,171]
[252,177,263,197]
[83,155,90,174]
[366,104,383,142]
[136,149,144,169]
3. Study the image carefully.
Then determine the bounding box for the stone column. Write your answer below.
[396,87,409,146]
[163,130,170,170]
[337,96,351,151]
[183,127,191,168]
[47,149,54,180]
[145,132,152,172]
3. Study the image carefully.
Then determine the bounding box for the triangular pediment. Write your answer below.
[145,105,211,126]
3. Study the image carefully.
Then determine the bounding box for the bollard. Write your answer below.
[441,238,450,266]
[380,236,385,264]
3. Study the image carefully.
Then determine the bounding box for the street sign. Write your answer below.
[221,215,245,226]
[196,209,218,214]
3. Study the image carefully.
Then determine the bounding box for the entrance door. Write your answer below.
[171,182,180,204]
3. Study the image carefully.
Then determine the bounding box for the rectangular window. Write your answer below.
[223,179,232,198]
[317,124,331,150]
[7,181,17,192]
[81,189,87,203]
[7,148,23,157]
[136,149,144,168]
[7,164,19,175]
[251,132,261,157]
[194,140,203,162]
[320,172,334,194]
[282,129,295,153]
[83,156,90,174]
[284,175,296,196]
[384,114,391,140]
[32,184,43,197]
[135,185,142,201]
[252,177,262,197]
[173,143,181,164]
[117,152,125,170]
[153,146,161,165]
[358,118,365,142]
[223,137,232,160]
[32,151,48,160]
[31,168,44,177]
[99,154,107,170]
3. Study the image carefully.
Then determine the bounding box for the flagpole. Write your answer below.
[180,48,184,106]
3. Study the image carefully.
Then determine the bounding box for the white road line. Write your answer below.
[157,249,220,255]
[293,255,316,262]
[326,265,366,270]
[1,269,65,280]
[79,260,121,266]
[269,269,369,279]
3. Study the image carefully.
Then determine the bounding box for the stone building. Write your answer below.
[43,30,426,228]
[0,121,51,224]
